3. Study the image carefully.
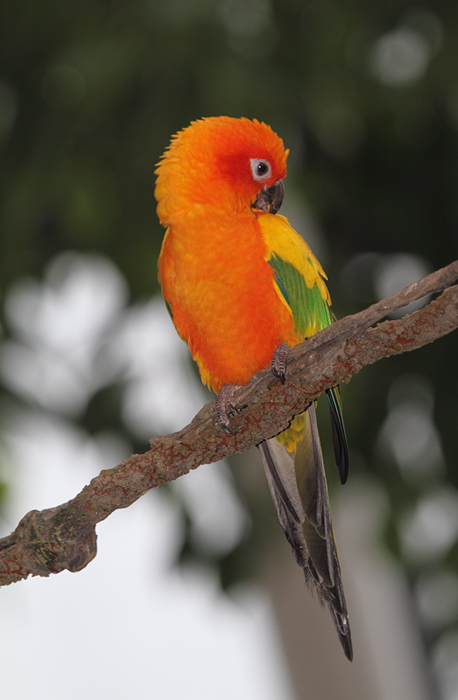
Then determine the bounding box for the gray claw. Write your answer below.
[271,342,290,384]
[216,384,242,431]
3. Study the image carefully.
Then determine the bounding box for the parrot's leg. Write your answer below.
[217,344,290,430]
[216,384,242,433]
[271,342,290,384]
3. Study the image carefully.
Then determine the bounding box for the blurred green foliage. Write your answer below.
[2,0,458,691]
[2,1,458,282]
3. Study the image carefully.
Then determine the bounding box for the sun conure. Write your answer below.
[155,116,352,660]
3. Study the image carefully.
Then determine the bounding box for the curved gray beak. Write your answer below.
[252,179,284,214]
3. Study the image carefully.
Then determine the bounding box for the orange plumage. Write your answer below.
[156,117,301,392]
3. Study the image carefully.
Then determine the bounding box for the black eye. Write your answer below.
[250,158,272,182]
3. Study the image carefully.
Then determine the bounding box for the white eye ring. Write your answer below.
[250,158,272,182]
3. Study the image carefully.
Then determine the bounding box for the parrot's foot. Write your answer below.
[271,342,290,384]
[216,384,242,433]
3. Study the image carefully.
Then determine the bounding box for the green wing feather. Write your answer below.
[267,252,349,484]
[268,253,332,337]
[256,213,352,659]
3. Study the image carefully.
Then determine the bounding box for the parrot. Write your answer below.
[155,116,352,661]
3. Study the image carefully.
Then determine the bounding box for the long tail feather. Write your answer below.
[258,405,353,661]
[326,387,349,485]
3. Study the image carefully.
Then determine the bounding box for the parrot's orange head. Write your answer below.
[155,116,289,224]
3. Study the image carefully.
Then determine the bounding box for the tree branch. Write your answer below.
[1,260,458,586]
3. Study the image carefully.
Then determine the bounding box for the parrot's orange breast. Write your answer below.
[158,209,302,393]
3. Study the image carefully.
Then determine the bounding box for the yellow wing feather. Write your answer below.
[257,213,331,304]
